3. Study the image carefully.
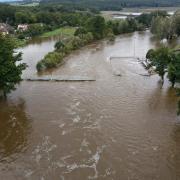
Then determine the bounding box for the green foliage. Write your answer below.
[177,89,180,115]
[55,40,65,51]
[74,27,87,37]
[107,18,143,35]
[136,10,167,28]
[146,47,180,115]
[136,13,153,27]
[146,49,155,59]
[0,34,26,96]
[36,52,64,71]
[37,14,148,72]
[168,63,176,87]
[107,31,115,41]
[146,47,171,82]
[25,24,45,37]
[15,11,36,24]
[0,4,16,25]
[40,0,124,11]
[85,16,106,39]
[0,3,95,30]
[167,53,180,87]
[150,16,170,39]
[149,11,180,40]
[40,0,180,10]
[173,11,180,36]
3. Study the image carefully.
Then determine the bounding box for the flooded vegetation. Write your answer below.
[0,31,180,179]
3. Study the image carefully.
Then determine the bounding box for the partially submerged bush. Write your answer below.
[107,32,115,42]
[36,52,64,71]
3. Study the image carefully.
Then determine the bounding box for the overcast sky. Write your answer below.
[0,0,22,2]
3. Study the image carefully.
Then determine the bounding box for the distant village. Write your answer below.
[0,23,28,35]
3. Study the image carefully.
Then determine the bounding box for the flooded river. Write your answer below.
[0,31,180,180]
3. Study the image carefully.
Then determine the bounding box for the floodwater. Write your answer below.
[0,31,180,180]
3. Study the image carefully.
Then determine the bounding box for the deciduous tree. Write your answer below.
[0,34,26,97]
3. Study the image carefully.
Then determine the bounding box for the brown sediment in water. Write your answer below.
[0,31,180,180]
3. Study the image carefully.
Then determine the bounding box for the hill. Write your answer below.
[38,0,180,10]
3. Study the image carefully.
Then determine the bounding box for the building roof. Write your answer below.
[0,23,13,32]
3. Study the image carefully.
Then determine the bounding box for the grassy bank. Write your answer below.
[41,27,76,38]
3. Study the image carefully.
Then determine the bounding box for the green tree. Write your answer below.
[86,16,106,39]
[25,24,45,37]
[167,52,180,87]
[0,34,26,97]
[55,40,65,51]
[177,89,180,115]
[74,27,87,38]
[173,11,180,36]
[147,47,171,84]
[15,12,30,24]
[146,49,155,59]
[168,63,176,87]
[151,16,165,39]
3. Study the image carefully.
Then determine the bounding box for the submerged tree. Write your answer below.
[167,50,180,87]
[177,89,180,115]
[0,34,26,97]
[55,40,66,51]
[146,47,171,84]
[146,47,180,115]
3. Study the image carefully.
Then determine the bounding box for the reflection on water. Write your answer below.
[172,124,180,178]
[0,99,31,162]
[0,31,180,179]
[18,36,62,78]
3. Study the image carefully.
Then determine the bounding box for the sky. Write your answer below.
[0,0,22,2]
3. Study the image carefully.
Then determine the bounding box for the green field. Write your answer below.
[41,27,76,38]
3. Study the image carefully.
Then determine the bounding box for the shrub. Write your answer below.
[36,52,64,71]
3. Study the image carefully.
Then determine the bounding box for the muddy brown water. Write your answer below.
[0,31,180,180]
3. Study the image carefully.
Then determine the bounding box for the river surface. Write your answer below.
[0,31,180,180]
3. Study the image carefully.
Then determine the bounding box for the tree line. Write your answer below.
[0,3,97,26]
[0,3,98,39]
[136,10,180,40]
[39,0,180,9]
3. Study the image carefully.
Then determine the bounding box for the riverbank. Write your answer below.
[14,27,77,48]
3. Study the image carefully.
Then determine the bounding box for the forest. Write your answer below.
[39,0,180,10]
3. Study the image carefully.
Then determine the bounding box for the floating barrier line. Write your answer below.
[23,76,96,82]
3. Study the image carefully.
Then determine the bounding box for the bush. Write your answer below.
[107,33,115,41]
[25,24,45,37]
[36,52,64,71]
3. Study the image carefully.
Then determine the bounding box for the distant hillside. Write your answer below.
[37,0,180,10]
